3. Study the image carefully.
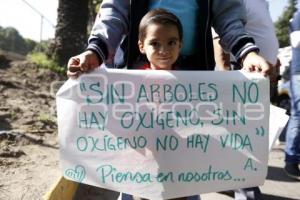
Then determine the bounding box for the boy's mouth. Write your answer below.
[158,56,172,61]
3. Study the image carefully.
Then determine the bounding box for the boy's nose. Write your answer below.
[159,46,169,54]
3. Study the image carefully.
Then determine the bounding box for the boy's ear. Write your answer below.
[138,40,145,54]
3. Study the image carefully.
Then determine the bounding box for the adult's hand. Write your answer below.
[67,50,102,79]
[241,52,270,77]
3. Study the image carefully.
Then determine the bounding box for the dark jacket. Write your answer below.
[87,0,258,70]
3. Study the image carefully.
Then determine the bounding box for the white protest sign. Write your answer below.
[269,105,289,150]
[56,67,270,199]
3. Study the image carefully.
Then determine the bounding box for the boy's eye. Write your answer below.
[149,41,159,47]
[168,40,177,46]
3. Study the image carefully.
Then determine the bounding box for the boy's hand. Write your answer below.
[67,50,102,79]
[241,52,270,77]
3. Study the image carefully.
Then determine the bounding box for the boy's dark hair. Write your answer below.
[138,8,183,42]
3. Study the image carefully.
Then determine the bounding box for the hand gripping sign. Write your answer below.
[56,67,269,199]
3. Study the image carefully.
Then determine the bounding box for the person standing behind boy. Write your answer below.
[67,0,269,79]
[238,0,279,104]
[213,0,279,102]
[284,9,300,180]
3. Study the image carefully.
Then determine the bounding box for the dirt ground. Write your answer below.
[0,51,63,200]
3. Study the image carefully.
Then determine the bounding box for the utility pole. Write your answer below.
[21,0,55,42]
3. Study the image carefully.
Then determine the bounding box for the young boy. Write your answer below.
[118,8,200,200]
[137,8,182,71]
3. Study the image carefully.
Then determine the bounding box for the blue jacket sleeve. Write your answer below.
[87,0,129,65]
[211,0,259,62]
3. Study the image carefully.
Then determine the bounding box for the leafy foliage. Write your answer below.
[27,52,65,74]
[0,26,37,55]
[275,0,298,47]
[33,39,53,53]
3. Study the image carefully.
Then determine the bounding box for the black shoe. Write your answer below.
[284,163,300,180]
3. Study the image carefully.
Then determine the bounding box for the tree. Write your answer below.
[0,26,36,55]
[49,0,89,66]
[275,0,298,47]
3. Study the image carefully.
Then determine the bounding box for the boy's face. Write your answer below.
[138,23,182,70]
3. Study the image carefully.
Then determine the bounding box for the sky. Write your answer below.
[0,0,293,42]
[0,0,58,42]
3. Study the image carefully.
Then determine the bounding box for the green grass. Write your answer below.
[37,113,57,125]
[27,52,66,74]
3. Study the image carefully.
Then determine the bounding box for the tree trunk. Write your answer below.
[50,0,89,66]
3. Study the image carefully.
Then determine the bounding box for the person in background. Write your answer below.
[284,9,300,180]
